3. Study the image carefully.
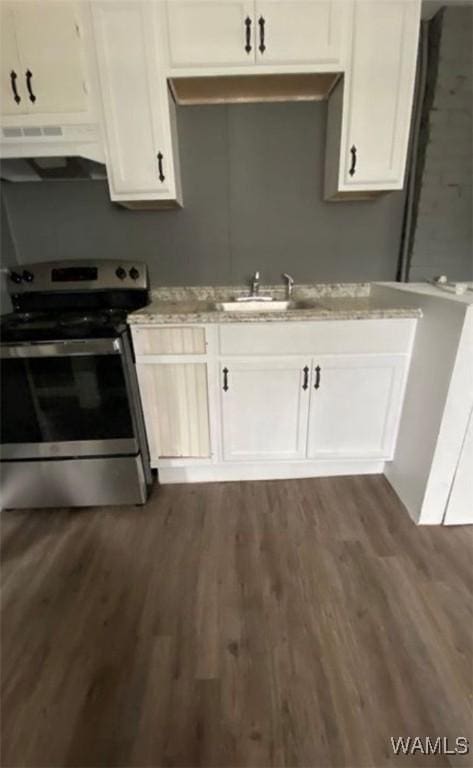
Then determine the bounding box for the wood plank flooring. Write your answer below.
[1,475,472,767]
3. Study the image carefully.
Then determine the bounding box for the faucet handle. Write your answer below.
[282,273,294,299]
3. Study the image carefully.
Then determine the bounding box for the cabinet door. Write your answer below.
[0,4,26,115]
[221,359,310,461]
[92,2,178,201]
[13,2,87,114]
[256,1,344,67]
[342,0,420,187]
[307,355,406,459]
[136,363,211,459]
[166,1,255,68]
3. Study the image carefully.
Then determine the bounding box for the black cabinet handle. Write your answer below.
[349,145,357,177]
[10,71,21,104]
[314,366,321,390]
[222,367,229,392]
[258,16,266,53]
[157,152,165,182]
[302,366,309,391]
[25,69,36,103]
[244,16,252,53]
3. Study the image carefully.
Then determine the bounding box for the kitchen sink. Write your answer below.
[216,299,290,311]
[216,298,324,312]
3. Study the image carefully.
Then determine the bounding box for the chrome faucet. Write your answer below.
[282,272,295,299]
[250,270,260,296]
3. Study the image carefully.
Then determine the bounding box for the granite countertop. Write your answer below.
[128,284,423,325]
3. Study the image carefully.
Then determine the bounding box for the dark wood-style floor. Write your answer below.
[1,475,472,768]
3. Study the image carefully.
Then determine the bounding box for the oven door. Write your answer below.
[0,338,138,459]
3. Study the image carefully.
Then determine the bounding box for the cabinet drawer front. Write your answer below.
[132,326,206,355]
[219,320,415,356]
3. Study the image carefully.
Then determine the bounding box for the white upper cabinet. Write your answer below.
[166,1,255,68]
[0,2,88,117]
[220,358,311,461]
[343,1,420,187]
[255,1,344,66]
[307,354,406,459]
[91,2,181,205]
[325,0,421,196]
[165,0,347,71]
[13,2,88,115]
[0,4,23,115]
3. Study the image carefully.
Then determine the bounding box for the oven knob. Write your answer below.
[22,270,34,283]
[129,267,140,280]
[9,271,22,284]
[115,267,127,280]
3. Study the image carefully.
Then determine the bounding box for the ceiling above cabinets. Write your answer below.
[0,0,422,207]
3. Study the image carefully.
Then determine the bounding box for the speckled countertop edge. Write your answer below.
[128,284,423,324]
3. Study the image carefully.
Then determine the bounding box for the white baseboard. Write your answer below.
[157,460,385,484]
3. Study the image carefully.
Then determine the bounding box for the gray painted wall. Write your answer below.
[1,102,407,287]
[409,6,472,281]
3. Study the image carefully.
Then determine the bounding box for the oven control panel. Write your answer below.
[7,260,149,293]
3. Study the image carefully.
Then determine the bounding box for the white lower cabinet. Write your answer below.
[132,320,415,480]
[219,353,406,462]
[307,354,407,459]
[220,358,310,461]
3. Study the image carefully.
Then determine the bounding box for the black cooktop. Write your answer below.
[0,309,129,343]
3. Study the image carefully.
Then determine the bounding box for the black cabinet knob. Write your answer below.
[22,270,34,282]
[115,267,127,280]
[129,267,140,280]
[9,271,22,284]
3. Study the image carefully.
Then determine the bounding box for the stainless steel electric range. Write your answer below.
[0,260,153,509]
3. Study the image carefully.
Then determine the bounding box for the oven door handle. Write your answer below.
[0,338,122,358]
